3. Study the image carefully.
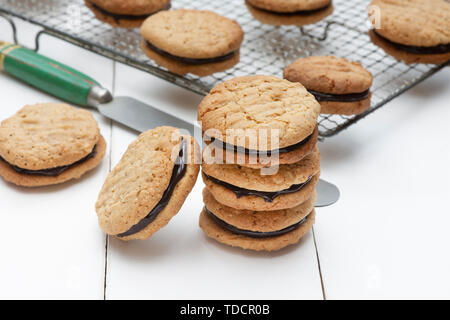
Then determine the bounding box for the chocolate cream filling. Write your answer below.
[145,40,237,65]
[209,130,314,156]
[1,145,97,177]
[90,1,171,21]
[117,139,187,238]
[205,206,308,238]
[204,173,313,202]
[372,30,450,55]
[253,2,332,16]
[308,89,370,102]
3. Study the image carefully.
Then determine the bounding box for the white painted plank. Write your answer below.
[3,16,448,300]
[0,19,112,299]
[105,63,324,300]
[316,69,450,299]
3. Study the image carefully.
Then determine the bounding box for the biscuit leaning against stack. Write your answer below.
[197,75,321,251]
[95,126,200,241]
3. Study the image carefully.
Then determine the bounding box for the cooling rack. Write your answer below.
[0,0,447,138]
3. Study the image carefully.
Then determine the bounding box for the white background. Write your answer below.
[0,19,449,300]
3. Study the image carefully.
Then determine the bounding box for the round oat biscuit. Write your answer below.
[198,75,321,151]
[199,208,316,251]
[141,41,241,76]
[284,56,373,115]
[247,0,331,13]
[203,187,316,232]
[203,146,320,192]
[0,135,106,187]
[141,10,244,60]
[368,0,450,47]
[246,1,333,27]
[203,172,319,211]
[204,125,318,169]
[284,56,373,95]
[90,0,170,15]
[95,127,200,241]
[369,30,450,65]
[0,103,100,171]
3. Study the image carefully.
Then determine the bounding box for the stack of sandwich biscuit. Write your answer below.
[197,75,321,251]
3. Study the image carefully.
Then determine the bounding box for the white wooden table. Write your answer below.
[0,19,449,300]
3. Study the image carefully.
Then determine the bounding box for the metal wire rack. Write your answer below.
[0,0,447,138]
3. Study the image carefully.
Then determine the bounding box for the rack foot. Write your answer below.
[0,13,18,44]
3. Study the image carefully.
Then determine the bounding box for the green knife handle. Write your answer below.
[0,42,108,107]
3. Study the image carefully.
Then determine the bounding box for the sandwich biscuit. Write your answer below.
[0,103,106,187]
[284,56,373,115]
[141,9,244,76]
[95,126,200,241]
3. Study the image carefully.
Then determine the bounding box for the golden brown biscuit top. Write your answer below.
[369,0,450,47]
[284,56,373,94]
[141,9,244,59]
[0,103,100,170]
[198,75,320,150]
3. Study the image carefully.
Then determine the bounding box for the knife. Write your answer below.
[0,40,339,207]
[0,40,196,134]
